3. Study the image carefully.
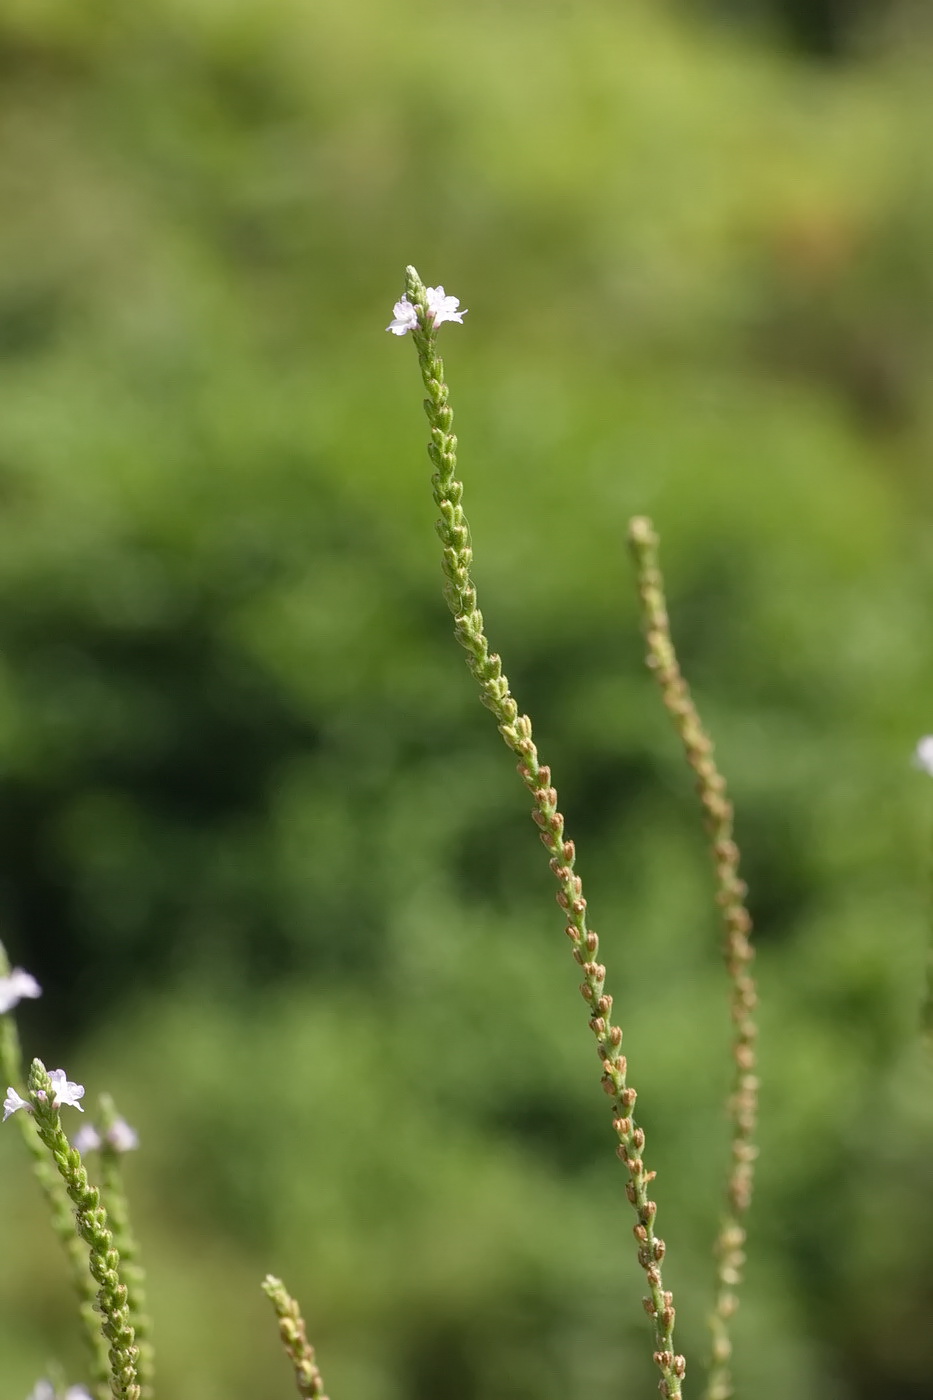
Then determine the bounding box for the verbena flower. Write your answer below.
[0,966,41,1015]
[27,1384,92,1400]
[72,1123,102,1154]
[3,1087,29,1121]
[74,1116,139,1154]
[46,1069,85,1112]
[913,736,933,774]
[106,1116,139,1152]
[386,297,419,335]
[386,285,467,335]
[3,1068,85,1121]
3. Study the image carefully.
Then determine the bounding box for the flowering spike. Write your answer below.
[393,268,684,1398]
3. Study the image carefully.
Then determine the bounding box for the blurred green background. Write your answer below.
[0,1,932,1397]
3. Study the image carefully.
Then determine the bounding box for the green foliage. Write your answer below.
[1,2,933,1398]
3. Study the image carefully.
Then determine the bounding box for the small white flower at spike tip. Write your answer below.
[386,285,467,335]
[386,297,419,335]
[45,1068,85,1112]
[3,1087,29,1121]
[914,736,933,775]
[4,1068,85,1122]
[0,966,41,1015]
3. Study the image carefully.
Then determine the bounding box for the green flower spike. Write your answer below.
[393,265,686,1400]
[0,944,110,1396]
[26,1058,141,1400]
[629,517,759,1400]
[262,1275,329,1400]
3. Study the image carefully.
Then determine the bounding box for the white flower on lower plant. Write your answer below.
[386,285,467,335]
[73,1116,139,1154]
[72,1123,102,1154]
[913,736,933,775]
[0,967,41,1015]
[27,1383,92,1400]
[106,1116,139,1152]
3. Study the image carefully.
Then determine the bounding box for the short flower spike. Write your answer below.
[0,966,41,1015]
[386,284,467,335]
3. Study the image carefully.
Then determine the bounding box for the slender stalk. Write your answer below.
[399,265,685,1398]
[628,516,759,1400]
[0,944,110,1397]
[28,1059,141,1400]
[262,1275,329,1400]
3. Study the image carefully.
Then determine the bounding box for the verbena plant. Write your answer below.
[2,265,927,1400]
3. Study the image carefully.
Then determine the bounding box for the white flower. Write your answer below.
[386,285,467,335]
[106,1116,139,1153]
[3,1086,30,1121]
[28,1384,92,1400]
[914,736,933,775]
[6,1067,85,1122]
[386,297,420,335]
[425,285,467,327]
[0,967,42,1015]
[73,1123,102,1154]
[46,1068,85,1112]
